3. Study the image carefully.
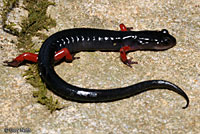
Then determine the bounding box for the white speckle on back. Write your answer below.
[76,36,79,42]
[115,37,121,40]
[139,40,143,43]
[71,37,74,43]
[93,36,96,41]
[123,35,132,40]
[61,39,65,45]
[87,37,90,41]
[81,36,84,41]
[66,37,70,44]
[98,37,103,41]
[104,37,109,40]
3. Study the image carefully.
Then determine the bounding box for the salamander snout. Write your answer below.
[163,36,176,46]
[154,29,176,50]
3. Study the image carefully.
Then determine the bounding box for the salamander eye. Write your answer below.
[161,29,169,34]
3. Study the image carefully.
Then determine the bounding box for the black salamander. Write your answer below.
[5,24,189,108]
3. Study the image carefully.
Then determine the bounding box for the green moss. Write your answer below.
[18,0,56,49]
[23,64,63,113]
[2,0,56,49]
[2,0,63,112]
[2,0,20,36]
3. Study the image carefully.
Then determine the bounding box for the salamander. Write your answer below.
[4,24,189,109]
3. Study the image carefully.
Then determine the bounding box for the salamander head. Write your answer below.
[132,29,176,51]
[153,29,176,50]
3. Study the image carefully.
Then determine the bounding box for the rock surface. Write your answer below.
[0,0,199,133]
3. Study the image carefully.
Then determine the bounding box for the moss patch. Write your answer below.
[23,64,63,113]
[2,0,20,36]
[18,0,56,49]
[2,0,63,112]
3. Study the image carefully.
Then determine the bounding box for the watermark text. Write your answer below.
[4,127,31,133]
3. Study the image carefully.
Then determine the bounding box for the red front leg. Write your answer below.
[119,23,133,31]
[120,46,138,68]
[119,23,137,67]
[4,48,76,67]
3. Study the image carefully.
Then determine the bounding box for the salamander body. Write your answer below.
[5,24,189,108]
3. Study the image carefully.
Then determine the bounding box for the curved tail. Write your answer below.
[38,62,189,109]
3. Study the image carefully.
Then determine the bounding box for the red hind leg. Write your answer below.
[4,48,76,67]
[54,48,73,62]
[4,53,38,67]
